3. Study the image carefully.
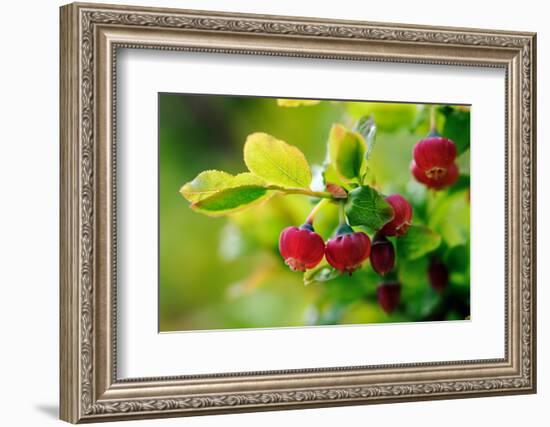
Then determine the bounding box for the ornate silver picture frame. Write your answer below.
[60,2,536,423]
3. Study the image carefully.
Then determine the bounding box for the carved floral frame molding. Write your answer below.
[60,2,536,423]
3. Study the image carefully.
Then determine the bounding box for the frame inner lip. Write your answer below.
[110,43,509,383]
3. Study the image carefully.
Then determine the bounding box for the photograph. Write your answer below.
[160,94,471,332]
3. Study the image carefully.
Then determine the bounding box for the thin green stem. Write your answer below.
[430,105,437,133]
[305,198,330,224]
[266,185,333,199]
[338,201,347,225]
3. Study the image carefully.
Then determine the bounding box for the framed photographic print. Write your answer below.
[60,2,537,423]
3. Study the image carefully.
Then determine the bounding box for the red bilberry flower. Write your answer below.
[411,136,459,190]
[278,224,325,272]
[370,233,395,276]
[428,257,449,292]
[380,194,412,237]
[377,282,401,314]
[325,224,371,275]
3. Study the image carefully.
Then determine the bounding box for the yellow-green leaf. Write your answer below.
[179,170,232,202]
[180,170,265,203]
[243,133,312,188]
[192,186,269,216]
[327,124,367,181]
[232,172,266,187]
[276,99,321,107]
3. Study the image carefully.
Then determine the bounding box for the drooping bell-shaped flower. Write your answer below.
[411,135,459,190]
[325,224,371,275]
[278,223,325,272]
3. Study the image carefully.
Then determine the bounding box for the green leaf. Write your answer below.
[344,185,394,231]
[180,170,265,203]
[396,225,441,260]
[440,106,470,154]
[244,132,312,188]
[180,171,270,216]
[303,262,340,285]
[192,185,269,216]
[276,99,321,107]
[327,123,367,181]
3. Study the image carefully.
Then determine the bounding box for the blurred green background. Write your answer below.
[159,94,470,332]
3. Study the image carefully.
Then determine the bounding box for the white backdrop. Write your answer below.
[0,0,546,426]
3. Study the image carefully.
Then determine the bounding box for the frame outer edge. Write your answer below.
[60,3,81,424]
[528,33,537,393]
[59,2,537,422]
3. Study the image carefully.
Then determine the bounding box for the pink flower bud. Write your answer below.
[370,234,395,276]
